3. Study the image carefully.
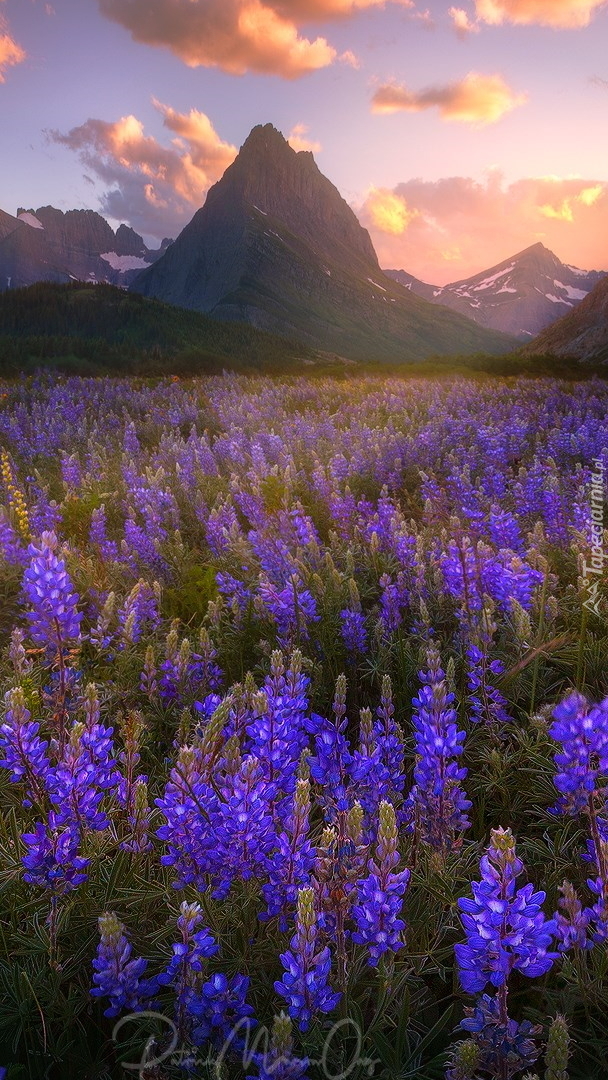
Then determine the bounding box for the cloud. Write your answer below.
[448,5,480,33]
[365,188,419,233]
[287,123,322,152]
[474,0,608,27]
[98,0,411,78]
[50,103,237,238]
[371,71,526,125]
[0,10,26,83]
[357,172,608,284]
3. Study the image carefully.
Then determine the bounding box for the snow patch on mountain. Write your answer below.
[100,252,150,272]
[554,281,588,301]
[18,212,44,230]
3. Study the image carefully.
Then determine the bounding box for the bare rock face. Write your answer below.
[0,206,166,291]
[386,243,606,340]
[132,123,514,362]
[520,275,608,362]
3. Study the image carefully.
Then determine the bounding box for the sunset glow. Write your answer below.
[0,0,606,282]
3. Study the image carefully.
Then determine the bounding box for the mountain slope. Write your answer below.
[519,274,608,362]
[386,243,606,339]
[0,281,315,375]
[132,124,514,362]
[0,206,170,291]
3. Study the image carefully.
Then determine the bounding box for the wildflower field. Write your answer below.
[0,371,607,1080]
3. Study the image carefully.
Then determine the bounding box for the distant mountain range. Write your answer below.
[0,124,605,365]
[0,205,171,290]
[130,124,512,362]
[385,243,606,340]
[520,274,608,363]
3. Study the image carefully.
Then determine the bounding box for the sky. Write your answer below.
[0,0,607,284]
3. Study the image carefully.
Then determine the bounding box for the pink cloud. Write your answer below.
[287,123,322,152]
[448,5,480,33]
[371,71,527,125]
[475,0,608,27]
[358,173,608,283]
[98,0,412,78]
[50,103,237,238]
[0,10,26,83]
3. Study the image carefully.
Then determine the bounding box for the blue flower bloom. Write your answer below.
[351,802,410,966]
[405,647,471,851]
[91,912,157,1018]
[23,531,82,654]
[275,887,341,1032]
[455,827,557,995]
[22,814,89,896]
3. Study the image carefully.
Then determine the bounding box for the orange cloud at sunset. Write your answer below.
[366,189,419,233]
[99,0,335,78]
[371,72,527,125]
[474,0,608,26]
[0,6,26,84]
[287,124,323,152]
[51,103,237,236]
[448,5,480,32]
[358,173,608,284]
[98,0,416,78]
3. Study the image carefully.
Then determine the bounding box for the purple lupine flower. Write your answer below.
[157,900,219,1039]
[91,912,157,1018]
[246,1012,310,1080]
[481,552,543,612]
[48,714,119,832]
[22,531,82,654]
[440,539,484,613]
[258,575,319,649]
[455,827,558,994]
[340,579,367,656]
[549,691,608,816]
[187,971,255,1049]
[351,801,410,966]
[122,518,170,580]
[21,814,89,896]
[308,675,353,819]
[117,580,160,646]
[466,644,511,726]
[549,691,608,941]
[554,881,592,953]
[460,993,541,1079]
[261,778,316,929]
[89,506,120,562]
[379,572,409,634]
[210,755,279,899]
[156,745,220,891]
[158,901,219,996]
[405,647,471,852]
[340,609,368,655]
[247,651,310,797]
[0,688,51,807]
[275,887,341,1032]
[350,677,406,837]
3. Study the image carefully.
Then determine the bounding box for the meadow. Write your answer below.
[0,370,607,1080]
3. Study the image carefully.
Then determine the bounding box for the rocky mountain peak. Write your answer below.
[202,121,378,269]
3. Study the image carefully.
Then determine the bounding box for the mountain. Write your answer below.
[0,206,171,291]
[519,274,608,363]
[386,243,606,339]
[0,281,316,375]
[131,124,513,362]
